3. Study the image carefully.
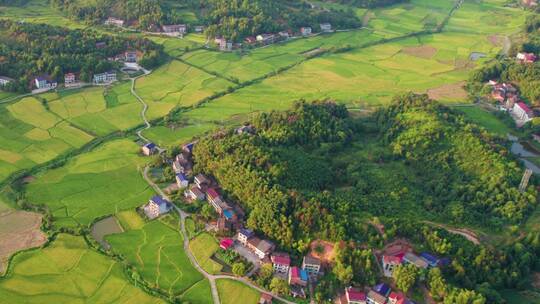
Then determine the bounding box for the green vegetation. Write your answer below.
[0,234,164,303]
[188,232,222,274]
[24,139,153,228]
[455,106,511,136]
[216,279,261,304]
[107,215,210,300]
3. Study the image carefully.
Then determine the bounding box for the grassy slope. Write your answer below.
[106,215,208,297]
[25,139,153,228]
[455,106,511,136]
[0,234,164,304]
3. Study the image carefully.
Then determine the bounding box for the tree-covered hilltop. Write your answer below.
[192,95,539,302]
[0,20,165,92]
[322,0,409,8]
[376,93,536,226]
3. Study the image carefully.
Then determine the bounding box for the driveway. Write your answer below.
[232,242,261,276]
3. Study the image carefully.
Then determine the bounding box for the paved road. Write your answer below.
[141,167,296,304]
[129,69,152,143]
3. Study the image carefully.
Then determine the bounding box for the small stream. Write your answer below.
[508,134,540,174]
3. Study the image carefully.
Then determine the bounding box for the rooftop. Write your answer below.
[303,255,321,266]
[150,195,170,207]
[346,287,366,301]
[271,253,291,266]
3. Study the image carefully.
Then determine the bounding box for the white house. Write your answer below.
[141,142,156,156]
[320,23,332,32]
[34,75,57,90]
[300,27,312,36]
[143,196,171,219]
[237,228,254,245]
[0,76,14,86]
[184,186,205,201]
[105,17,124,27]
[194,174,210,188]
[254,239,274,259]
[513,102,534,121]
[176,173,189,188]
[172,160,185,173]
[382,255,402,277]
[162,24,187,36]
[93,71,117,84]
[64,73,76,86]
[302,255,321,275]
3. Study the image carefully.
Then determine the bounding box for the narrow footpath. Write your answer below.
[130,69,152,143]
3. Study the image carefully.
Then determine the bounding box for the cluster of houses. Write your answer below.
[216,23,333,51]
[341,284,415,304]
[489,80,535,123]
[103,17,205,37]
[516,52,537,64]
[0,76,14,87]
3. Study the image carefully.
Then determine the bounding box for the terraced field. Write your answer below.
[107,215,211,301]
[0,234,164,303]
[24,139,154,228]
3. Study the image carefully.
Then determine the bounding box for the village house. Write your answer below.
[271,253,291,273]
[259,293,273,304]
[513,101,534,121]
[237,228,254,245]
[184,186,205,201]
[194,25,205,33]
[344,287,367,304]
[420,252,440,268]
[236,125,256,135]
[125,51,138,63]
[183,142,195,154]
[367,290,387,304]
[373,283,391,298]
[388,292,405,304]
[172,160,185,173]
[403,252,428,269]
[93,71,117,84]
[195,174,210,188]
[256,34,275,45]
[278,31,290,39]
[104,17,124,27]
[34,75,57,90]
[141,142,157,156]
[0,76,14,86]
[288,266,308,287]
[162,24,187,36]
[300,27,312,36]
[382,254,403,277]
[517,52,537,63]
[247,237,275,259]
[244,36,257,44]
[220,238,234,250]
[206,188,229,213]
[302,255,321,276]
[175,173,189,189]
[320,23,332,32]
[64,73,76,86]
[95,41,106,49]
[143,196,171,219]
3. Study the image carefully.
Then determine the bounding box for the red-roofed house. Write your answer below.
[259,293,273,304]
[220,238,234,250]
[345,287,367,304]
[288,266,308,287]
[388,292,405,304]
[517,52,537,63]
[271,253,291,273]
[513,102,534,121]
[382,255,403,277]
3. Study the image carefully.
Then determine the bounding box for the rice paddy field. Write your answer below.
[106,216,211,300]
[216,279,261,304]
[188,233,222,275]
[0,0,85,29]
[135,60,234,120]
[0,234,164,303]
[43,85,143,136]
[24,139,154,228]
[0,97,94,183]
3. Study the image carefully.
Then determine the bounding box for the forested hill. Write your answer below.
[323,0,409,8]
[192,96,536,254]
[0,20,165,92]
[377,93,536,226]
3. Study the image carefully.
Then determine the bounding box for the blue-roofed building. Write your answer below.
[223,209,234,220]
[420,252,440,267]
[238,228,254,245]
[373,283,390,297]
[300,269,308,282]
[142,142,157,156]
[175,173,189,188]
[183,142,195,154]
[144,196,171,219]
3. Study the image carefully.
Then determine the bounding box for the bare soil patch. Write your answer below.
[427,81,468,101]
[488,35,503,46]
[0,210,47,274]
[532,272,540,289]
[402,45,437,59]
[382,239,413,256]
[309,240,335,264]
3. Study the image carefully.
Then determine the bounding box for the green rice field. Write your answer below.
[106,215,210,299]
[0,234,164,303]
[216,279,261,304]
[189,233,222,275]
[24,139,154,228]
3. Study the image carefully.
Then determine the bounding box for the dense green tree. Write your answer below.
[232,262,246,276]
[393,264,419,293]
[269,278,289,295]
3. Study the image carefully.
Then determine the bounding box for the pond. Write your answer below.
[508,134,540,174]
[91,216,124,250]
[469,52,486,61]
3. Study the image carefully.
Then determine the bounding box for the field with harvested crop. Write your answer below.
[0,234,164,303]
[107,215,210,300]
[24,139,154,228]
